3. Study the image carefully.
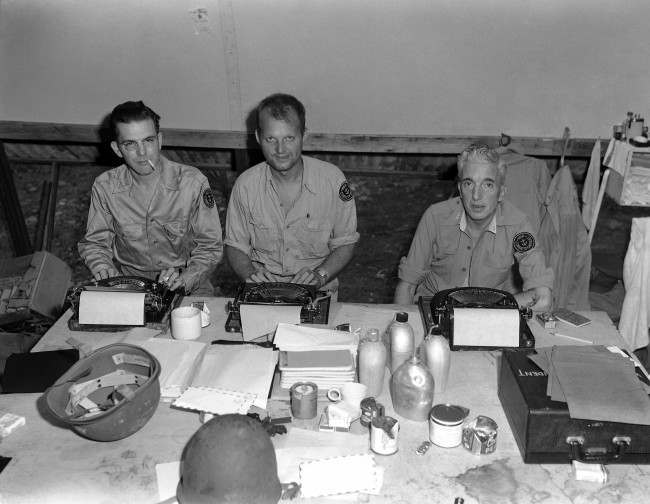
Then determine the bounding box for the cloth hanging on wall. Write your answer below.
[619,218,650,351]
[539,165,591,311]
[582,139,601,230]
[497,145,551,233]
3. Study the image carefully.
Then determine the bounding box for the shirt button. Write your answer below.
[286,224,290,229]
[467,246,471,250]
[285,248,290,252]
[461,267,467,272]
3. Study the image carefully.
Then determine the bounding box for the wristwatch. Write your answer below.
[314,267,329,287]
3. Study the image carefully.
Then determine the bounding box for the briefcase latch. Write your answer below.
[566,435,632,463]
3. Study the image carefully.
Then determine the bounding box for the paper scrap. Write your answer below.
[240,304,301,341]
[137,338,206,398]
[155,461,180,502]
[299,453,383,498]
[191,345,278,409]
[173,386,255,415]
[274,427,369,484]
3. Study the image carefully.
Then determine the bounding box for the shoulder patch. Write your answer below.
[513,232,535,253]
[203,188,215,208]
[338,181,353,202]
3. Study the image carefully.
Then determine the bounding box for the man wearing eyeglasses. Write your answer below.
[224,93,359,299]
[394,144,553,311]
[78,100,223,294]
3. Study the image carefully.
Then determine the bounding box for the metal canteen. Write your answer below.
[390,355,434,421]
[423,329,451,395]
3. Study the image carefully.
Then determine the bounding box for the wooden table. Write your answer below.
[2,300,649,503]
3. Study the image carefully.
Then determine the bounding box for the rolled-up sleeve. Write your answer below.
[398,206,437,285]
[78,182,117,276]
[183,181,224,291]
[329,184,360,249]
[224,181,252,255]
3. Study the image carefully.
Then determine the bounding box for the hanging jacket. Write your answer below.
[497,145,551,233]
[539,165,591,310]
[619,217,650,350]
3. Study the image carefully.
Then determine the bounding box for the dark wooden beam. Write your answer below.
[0,120,600,158]
[0,141,33,255]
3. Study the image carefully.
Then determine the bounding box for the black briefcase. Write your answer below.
[498,350,650,464]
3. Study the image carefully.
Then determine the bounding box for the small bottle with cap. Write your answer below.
[358,328,387,397]
[388,312,414,373]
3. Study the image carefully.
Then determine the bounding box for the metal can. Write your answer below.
[462,415,498,455]
[370,416,399,455]
[290,382,318,420]
[360,397,384,428]
[613,123,624,140]
[429,404,470,448]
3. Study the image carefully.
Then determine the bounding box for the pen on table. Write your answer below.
[553,332,593,344]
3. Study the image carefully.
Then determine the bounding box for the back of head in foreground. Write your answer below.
[177,414,282,504]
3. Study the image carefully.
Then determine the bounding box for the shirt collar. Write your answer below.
[458,207,498,234]
[113,155,179,193]
[264,156,318,194]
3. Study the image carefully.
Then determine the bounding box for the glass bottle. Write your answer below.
[422,328,451,395]
[358,328,387,397]
[389,355,434,421]
[388,312,414,373]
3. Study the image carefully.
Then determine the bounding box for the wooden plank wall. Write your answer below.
[0,120,598,256]
[0,121,597,158]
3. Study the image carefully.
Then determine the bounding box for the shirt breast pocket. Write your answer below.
[295,218,331,258]
[250,220,276,254]
[429,243,457,273]
[482,253,513,285]
[161,221,186,249]
[117,223,144,242]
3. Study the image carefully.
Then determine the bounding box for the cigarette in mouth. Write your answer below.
[147,159,155,171]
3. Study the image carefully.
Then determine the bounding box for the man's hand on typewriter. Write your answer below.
[515,286,552,313]
[93,266,119,281]
[159,267,185,291]
[291,267,320,286]
[247,266,276,284]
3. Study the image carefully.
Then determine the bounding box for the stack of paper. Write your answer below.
[174,344,278,412]
[529,345,650,425]
[278,349,356,389]
[273,324,359,390]
[274,323,359,353]
[137,338,207,399]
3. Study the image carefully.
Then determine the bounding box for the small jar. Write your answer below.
[429,403,469,448]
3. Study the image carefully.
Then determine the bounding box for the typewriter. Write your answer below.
[67,276,182,331]
[225,282,331,333]
[418,287,534,350]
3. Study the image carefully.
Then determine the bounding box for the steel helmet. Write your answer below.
[43,343,161,442]
[177,414,282,504]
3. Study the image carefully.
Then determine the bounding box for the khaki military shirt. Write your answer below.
[398,198,553,297]
[225,156,359,280]
[78,156,223,293]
